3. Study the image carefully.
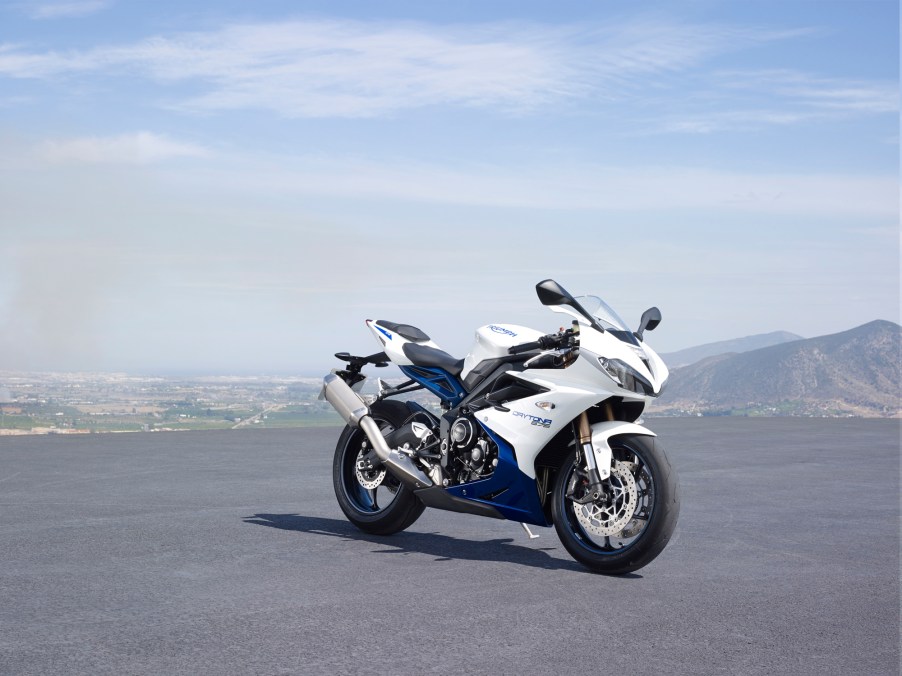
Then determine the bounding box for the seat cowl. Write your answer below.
[375,320,430,343]
[402,343,464,378]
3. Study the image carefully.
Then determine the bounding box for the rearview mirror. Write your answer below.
[536,279,575,307]
[636,307,662,341]
[536,279,606,332]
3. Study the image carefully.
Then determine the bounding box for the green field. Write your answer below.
[0,405,343,434]
[1,376,368,435]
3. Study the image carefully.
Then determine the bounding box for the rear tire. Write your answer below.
[552,434,679,575]
[332,399,425,535]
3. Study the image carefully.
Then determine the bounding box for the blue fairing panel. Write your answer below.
[399,365,467,407]
[445,423,549,527]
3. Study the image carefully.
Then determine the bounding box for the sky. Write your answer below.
[0,0,898,374]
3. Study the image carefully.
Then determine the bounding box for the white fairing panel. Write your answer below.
[640,342,669,391]
[478,373,601,479]
[461,324,544,381]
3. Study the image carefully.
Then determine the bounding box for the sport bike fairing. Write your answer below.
[324,281,680,575]
[547,299,669,394]
[363,305,666,528]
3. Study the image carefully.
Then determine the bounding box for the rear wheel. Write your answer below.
[332,400,425,535]
[552,434,679,575]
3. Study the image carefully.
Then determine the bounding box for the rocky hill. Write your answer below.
[651,320,901,417]
[660,331,804,367]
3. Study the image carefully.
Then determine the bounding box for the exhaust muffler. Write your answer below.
[322,374,432,490]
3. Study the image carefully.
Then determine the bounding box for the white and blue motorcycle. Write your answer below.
[322,280,679,574]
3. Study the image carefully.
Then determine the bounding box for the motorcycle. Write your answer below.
[321,279,679,574]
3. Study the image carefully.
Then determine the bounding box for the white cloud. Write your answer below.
[658,110,811,134]
[22,0,111,19]
[659,70,899,133]
[3,131,894,218]
[0,18,808,118]
[161,153,897,218]
[740,70,898,114]
[37,131,208,164]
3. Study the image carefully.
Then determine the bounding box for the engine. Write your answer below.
[444,414,498,484]
[390,411,499,487]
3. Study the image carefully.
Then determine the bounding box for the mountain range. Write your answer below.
[660,331,804,367]
[650,320,901,418]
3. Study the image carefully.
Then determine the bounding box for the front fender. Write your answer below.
[590,421,657,479]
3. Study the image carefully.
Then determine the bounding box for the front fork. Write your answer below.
[571,410,613,505]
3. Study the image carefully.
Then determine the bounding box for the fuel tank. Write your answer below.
[461,324,544,382]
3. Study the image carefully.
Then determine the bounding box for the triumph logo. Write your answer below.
[512,410,552,428]
[489,325,517,337]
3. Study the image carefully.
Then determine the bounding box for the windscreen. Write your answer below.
[574,295,640,346]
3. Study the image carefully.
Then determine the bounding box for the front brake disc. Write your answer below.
[572,460,639,537]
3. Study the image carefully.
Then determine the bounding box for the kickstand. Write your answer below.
[519,522,540,539]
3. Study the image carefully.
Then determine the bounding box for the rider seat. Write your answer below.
[402,343,465,378]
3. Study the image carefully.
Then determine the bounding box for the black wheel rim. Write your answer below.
[339,417,403,515]
[562,442,656,555]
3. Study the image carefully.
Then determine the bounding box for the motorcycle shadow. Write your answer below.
[243,513,608,574]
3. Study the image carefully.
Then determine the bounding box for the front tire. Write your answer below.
[332,399,425,535]
[552,434,679,575]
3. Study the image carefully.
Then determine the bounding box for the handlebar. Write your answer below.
[508,324,580,355]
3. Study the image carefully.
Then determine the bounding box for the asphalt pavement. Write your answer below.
[0,419,898,675]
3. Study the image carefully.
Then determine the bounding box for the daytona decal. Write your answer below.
[512,411,552,428]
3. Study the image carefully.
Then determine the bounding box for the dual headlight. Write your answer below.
[597,357,658,396]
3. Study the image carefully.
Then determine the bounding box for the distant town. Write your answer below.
[0,372,347,435]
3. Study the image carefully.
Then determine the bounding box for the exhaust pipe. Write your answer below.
[322,374,432,490]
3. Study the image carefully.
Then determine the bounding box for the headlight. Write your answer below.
[597,357,656,396]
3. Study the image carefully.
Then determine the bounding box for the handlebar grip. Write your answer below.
[509,340,542,354]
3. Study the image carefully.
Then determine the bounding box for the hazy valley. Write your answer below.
[1,320,899,435]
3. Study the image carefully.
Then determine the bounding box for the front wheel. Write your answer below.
[332,399,425,535]
[552,434,679,575]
